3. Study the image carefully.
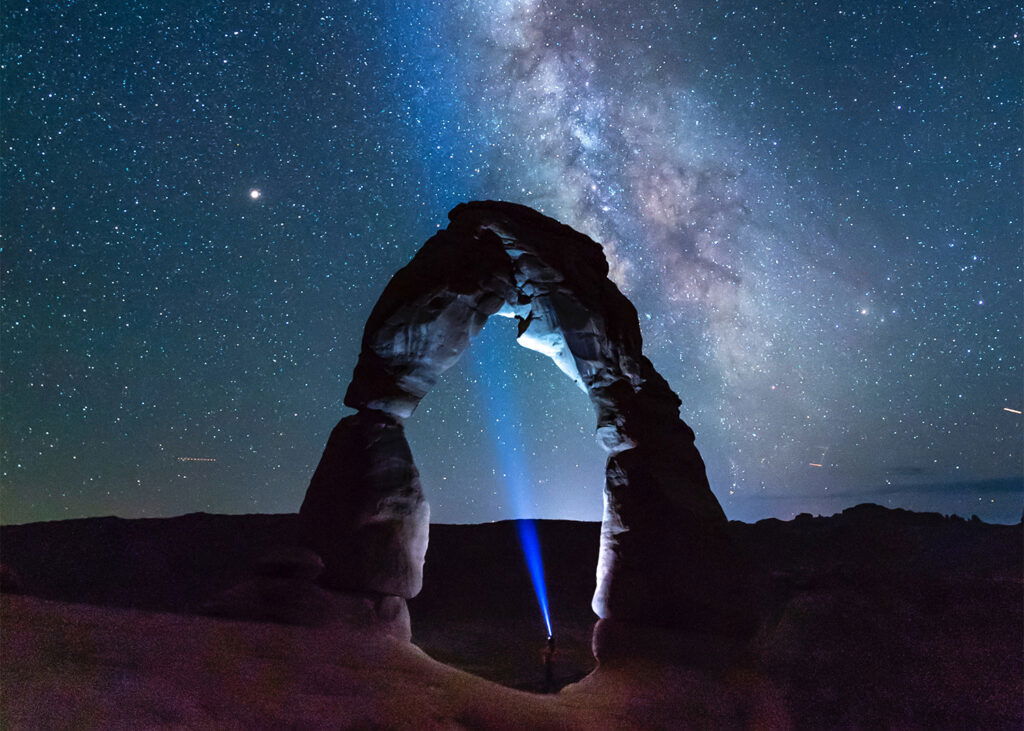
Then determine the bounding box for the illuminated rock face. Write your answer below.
[302,201,733,627]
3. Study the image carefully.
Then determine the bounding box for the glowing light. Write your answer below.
[808,463,823,467]
[517,518,553,636]
[249,189,261,199]
[470,321,554,637]
[176,457,217,462]
[1004,407,1022,415]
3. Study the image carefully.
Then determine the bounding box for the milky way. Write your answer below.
[2,1,1020,525]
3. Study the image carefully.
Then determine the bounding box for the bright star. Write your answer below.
[249,189,261,200]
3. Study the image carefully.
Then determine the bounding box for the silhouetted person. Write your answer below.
[542,634,556,693]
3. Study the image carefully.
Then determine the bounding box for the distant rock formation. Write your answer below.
[301,201,741,631]
[0,564,21,594]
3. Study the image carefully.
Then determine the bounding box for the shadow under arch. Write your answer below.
[300,201,746,638]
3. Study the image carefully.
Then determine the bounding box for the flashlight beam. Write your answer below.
[469,322,556,638]
[516,518,553,637]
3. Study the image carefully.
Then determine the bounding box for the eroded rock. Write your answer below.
[303,200,742,632]
[255,546,325,582]
[300,410,429,598]
[202,580,412,639]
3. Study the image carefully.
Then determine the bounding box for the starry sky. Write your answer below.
[2,0,1021,526]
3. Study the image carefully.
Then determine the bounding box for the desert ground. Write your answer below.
[2,505,1021,728]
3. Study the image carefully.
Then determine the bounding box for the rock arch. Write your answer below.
[300,201,738,629]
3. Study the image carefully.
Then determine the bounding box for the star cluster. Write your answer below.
[2,0,1021,524]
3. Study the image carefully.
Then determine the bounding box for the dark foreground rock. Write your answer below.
[1,505,1021,727]
[301,410,429,598]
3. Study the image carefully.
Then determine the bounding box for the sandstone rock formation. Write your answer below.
[201,544,411,637]
[302,200,739,631]
[301,410,429,598]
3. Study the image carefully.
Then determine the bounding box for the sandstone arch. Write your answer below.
[300,201,740,630]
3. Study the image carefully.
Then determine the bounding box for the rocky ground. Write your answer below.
[2,504,1021,728]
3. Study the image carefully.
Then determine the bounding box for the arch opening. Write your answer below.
[462,314,602,639]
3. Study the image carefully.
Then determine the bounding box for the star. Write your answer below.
[2,0,1019,526]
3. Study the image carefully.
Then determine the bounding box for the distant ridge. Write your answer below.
[1,504,1018,614]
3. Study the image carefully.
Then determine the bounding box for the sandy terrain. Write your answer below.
[2,506,1020,728]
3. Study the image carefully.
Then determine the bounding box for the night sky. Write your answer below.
[3,1,1021,526]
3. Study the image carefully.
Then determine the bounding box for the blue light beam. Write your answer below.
[469,321,554,637]
[516,517,554,637]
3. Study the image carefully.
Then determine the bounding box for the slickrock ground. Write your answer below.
[2,594,788,728]
[2,505,1021,728]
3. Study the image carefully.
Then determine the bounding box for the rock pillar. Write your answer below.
[299,410,428,598]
